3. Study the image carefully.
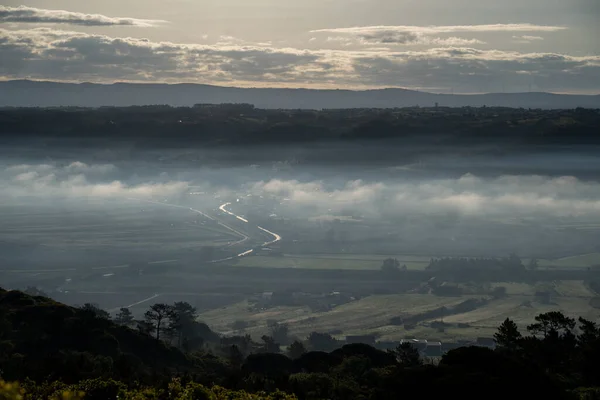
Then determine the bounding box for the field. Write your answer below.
[232,252,600,271]
[538,253,600,269]
[3,193,600,345]
[232,254,432,270]
[198,280,598,342]
[0,200,240,270]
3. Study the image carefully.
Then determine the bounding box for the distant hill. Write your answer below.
[1,80,599,109]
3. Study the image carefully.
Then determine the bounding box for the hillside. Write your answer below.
[1,80,599,109]
[0,288,599,399]
[0,288,190,383]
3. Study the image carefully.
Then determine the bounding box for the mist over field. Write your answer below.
[3,141,600,269]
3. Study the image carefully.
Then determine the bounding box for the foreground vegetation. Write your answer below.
[3,288,600,399]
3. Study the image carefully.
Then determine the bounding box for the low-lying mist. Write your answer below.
[2,158,600,221]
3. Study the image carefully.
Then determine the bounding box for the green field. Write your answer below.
[538,253,600,268]
[198,281,598,342]
[0,202,238,256]
[232,254,431,270]
[232,252,600,271]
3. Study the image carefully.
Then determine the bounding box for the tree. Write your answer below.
[390,342,422,367]
[227,345,245,367]
[381,258,400,273]
[307,332,338,352]
[261,335,280,353]
[144,303,173,341]
[578,317,600,347]
[136,320,154,336]
[527,311,576,338]
[168,302,198,349]
[507,253,524,270]
[494,318,522,351]
[0,308,12,367]
[287,340,307,360]
[80,303,110,320]
[527,258,539,271]
[269,322,290,345]
[114,308,134,327]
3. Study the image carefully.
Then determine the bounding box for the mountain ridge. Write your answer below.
[1,79,599,109]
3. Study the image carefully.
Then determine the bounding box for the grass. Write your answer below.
[0,202,237,256]
[538,253,600,268]
[236,252,600,271]
[199,294,474,339]
[490,281,594,297]
[232,254,431,270]
[199,281,599,343]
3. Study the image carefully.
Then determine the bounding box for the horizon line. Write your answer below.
[0,78,599,96]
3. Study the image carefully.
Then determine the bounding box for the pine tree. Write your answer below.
[494,318,522,350]
[144,303,173,341]
[114,308,134,327]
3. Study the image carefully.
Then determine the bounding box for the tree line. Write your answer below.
[3,288,600,399]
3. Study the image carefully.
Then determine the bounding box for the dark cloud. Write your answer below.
[0,5,165,27]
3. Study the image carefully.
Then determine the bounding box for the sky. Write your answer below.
[0,0,599,93]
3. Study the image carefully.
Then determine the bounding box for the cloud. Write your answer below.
[0,5,165,27]
[247,175,600,219]
[0,27,598,92]
[311,24,567,35]
[1,162,188,199]
[310,24,564,46]
[349,47,600,92]
[323,33,485,46]
[513,35,545,43]
[0,27,328,84]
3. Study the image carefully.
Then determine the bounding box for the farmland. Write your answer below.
[198,280,599,342]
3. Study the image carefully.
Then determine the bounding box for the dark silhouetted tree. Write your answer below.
[307,332,338,352]
[114,308,134,327]
[527,311,575,338]
[168,301,198,349]
[144,303,173,341]
[381,258,400,273]
[261,335,280,353]
[390,342,422,367]
[227,345,244,367]
[269,321,290,345]
[80,303,110,320]
[287,340,307,360]
[494,318,522,351]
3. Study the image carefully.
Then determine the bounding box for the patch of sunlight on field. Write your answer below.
[199,294,473,338]
[435,296,597,333]
[285,295,473,338]
[199,300,311,333]
[554,281,595,297]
